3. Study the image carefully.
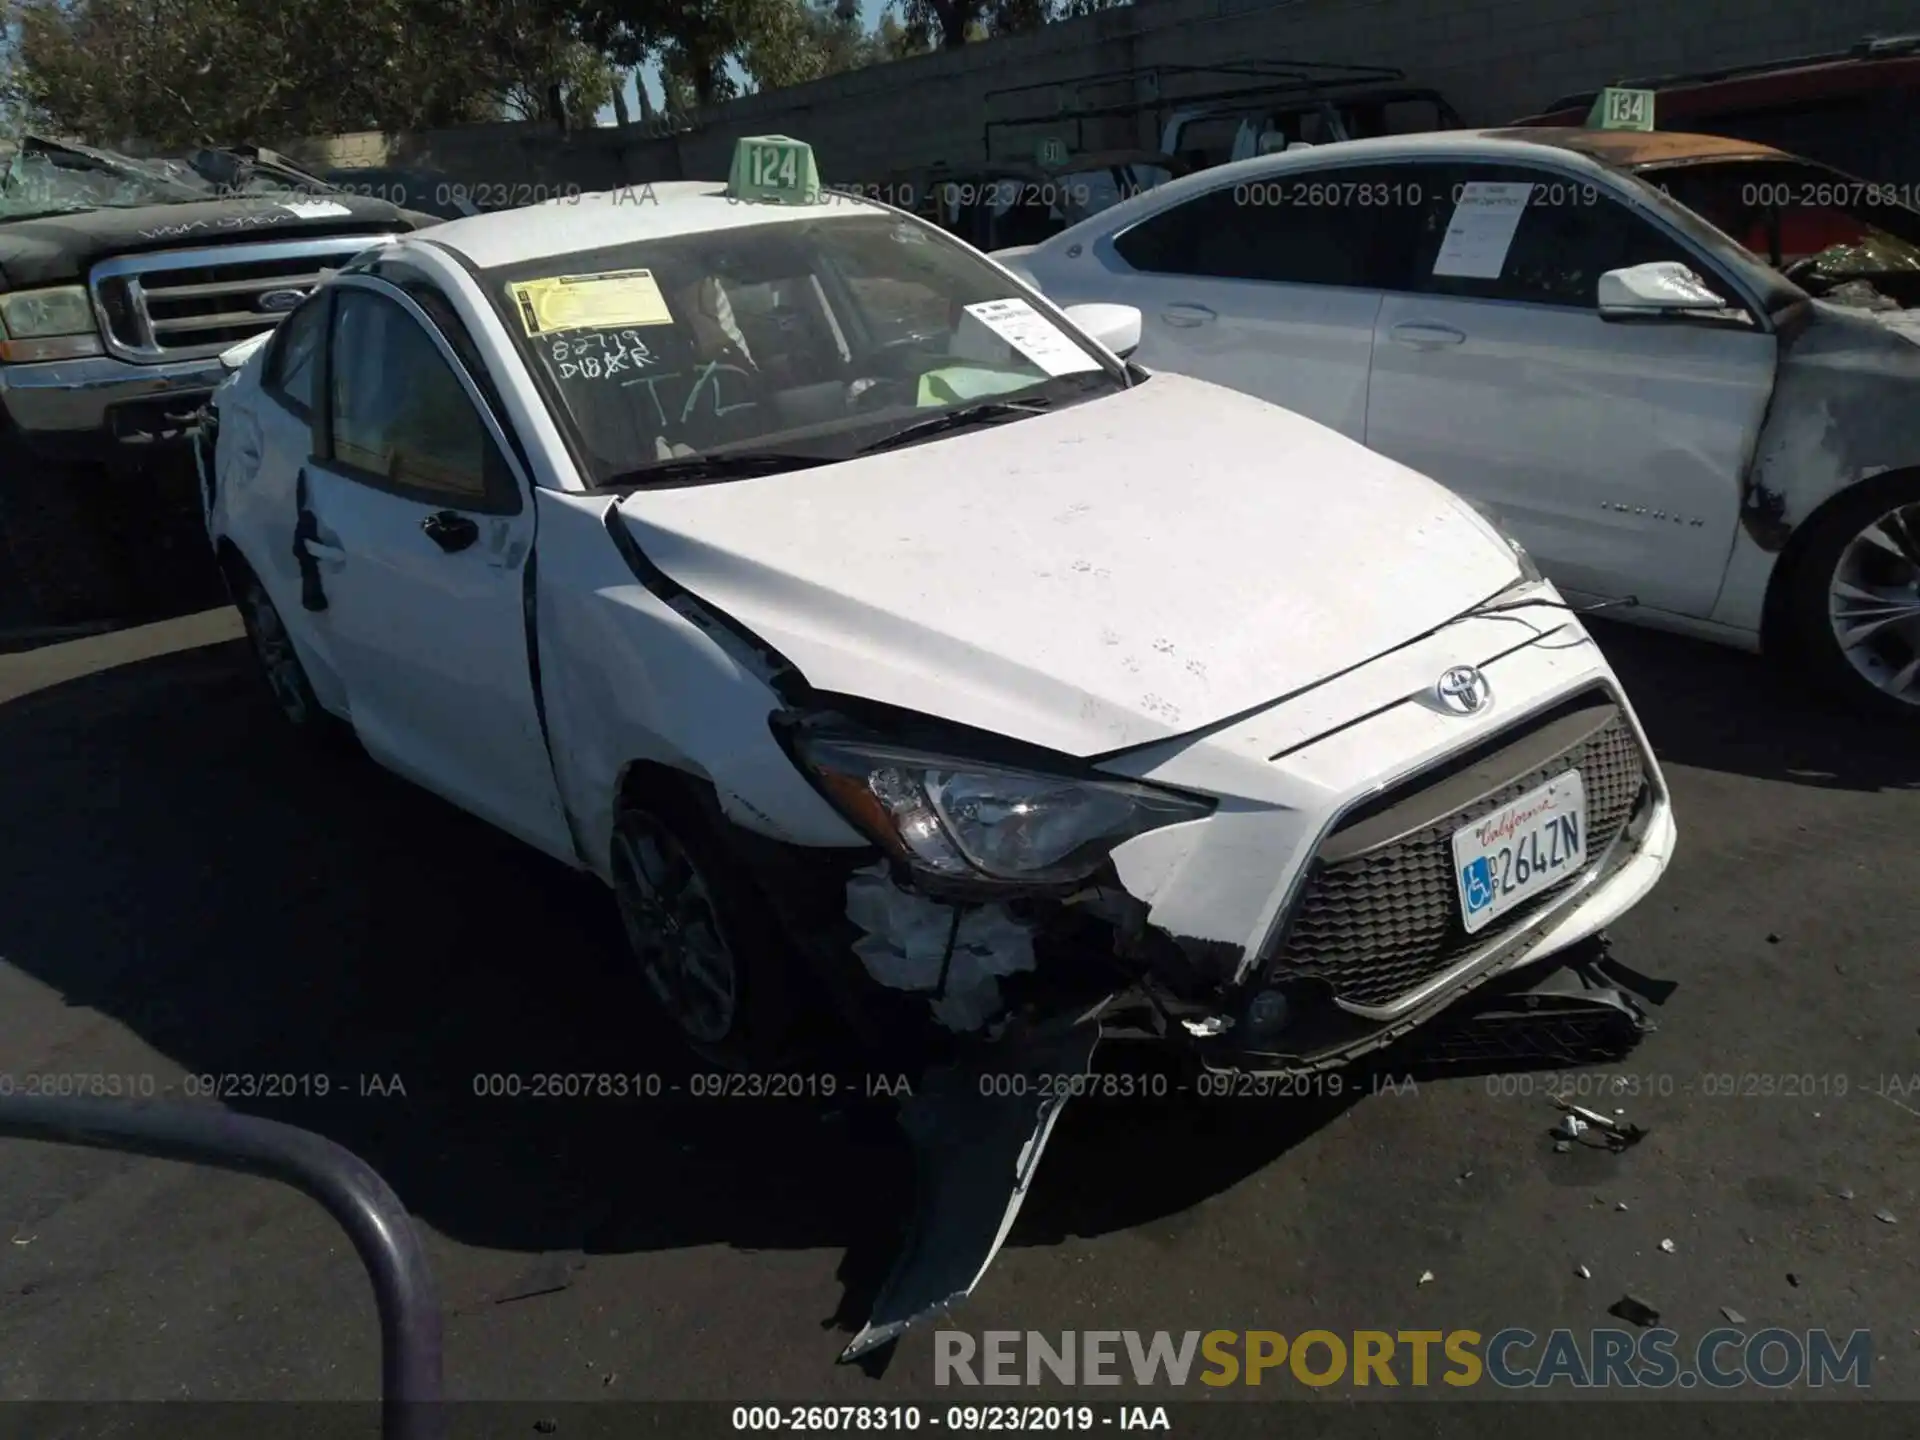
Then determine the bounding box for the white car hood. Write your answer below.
[616,373,1521,757]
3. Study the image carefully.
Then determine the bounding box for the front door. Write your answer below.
[1364,163,1778,617]
[301,278,575,862]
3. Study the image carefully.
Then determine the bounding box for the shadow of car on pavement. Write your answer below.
[1,613,1902,1356]
[0,637,1350,1356]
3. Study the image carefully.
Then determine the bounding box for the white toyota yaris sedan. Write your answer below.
[198,138,1676,1358]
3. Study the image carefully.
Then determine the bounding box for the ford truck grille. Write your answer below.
[90,235,395,363]
[1267,692,1647,1009]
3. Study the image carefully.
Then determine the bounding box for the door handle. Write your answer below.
[301,539,347,564]
[420,510,479,554]
[291,469,329,612]
[1388,322,1467,348]
[1159,303,1217,328]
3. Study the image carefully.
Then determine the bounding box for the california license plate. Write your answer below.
[1451,772,1588,935]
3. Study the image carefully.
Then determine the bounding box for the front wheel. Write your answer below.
[608,794,802,1070]
[1781,472,1920,721]
[232,564,326,731]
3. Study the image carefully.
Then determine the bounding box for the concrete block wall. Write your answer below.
[299,0,1918,193]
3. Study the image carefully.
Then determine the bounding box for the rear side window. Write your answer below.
[1408,165,1703,308]
[1113,165,1428,289]
[262,295,326,416]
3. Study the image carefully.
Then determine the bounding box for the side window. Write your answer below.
[262,294,326,415]
[325,288,516,511]
[1112,167,1426,290]
[1412,166,1703,308]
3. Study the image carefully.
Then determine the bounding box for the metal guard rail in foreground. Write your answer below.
[0,1096,445,1440]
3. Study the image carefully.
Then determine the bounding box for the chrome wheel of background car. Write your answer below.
[1827,498,1920,708]
[237,576,315,725]
[610,812,740,1045]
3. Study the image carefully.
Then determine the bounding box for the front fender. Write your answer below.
[530,488,864,882]
[1714,302,1920,635]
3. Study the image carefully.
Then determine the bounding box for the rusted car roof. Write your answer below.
[1489,126,1790,168]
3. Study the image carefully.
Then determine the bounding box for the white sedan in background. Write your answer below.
[1000,128,1920,720]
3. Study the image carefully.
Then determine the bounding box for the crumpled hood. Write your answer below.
[617,373,1522,757]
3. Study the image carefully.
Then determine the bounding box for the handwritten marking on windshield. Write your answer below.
[619,362,758,426]
[550,328,658,381]
[683,361,756,420]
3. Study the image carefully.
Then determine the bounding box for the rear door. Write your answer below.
[219,292,349,709]
[300,275,574,861]
[1076,163,1429,437]
[1364,161,1778,617]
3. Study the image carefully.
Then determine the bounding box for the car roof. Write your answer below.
[1485,126,1792,168]
[1037,130,1610,238]
[412,181,893,270]
[1035,127,1811,250]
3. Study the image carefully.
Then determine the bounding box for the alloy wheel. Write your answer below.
[240,580,312,724]
[610,813,740,1045]
[1827,498,1920,708]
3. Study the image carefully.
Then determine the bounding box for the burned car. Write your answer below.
[0,134,437,626]
[199,139,1677,1359]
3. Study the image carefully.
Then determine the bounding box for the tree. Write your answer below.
[582,0,750,109]
[739,0,916,91]
[5,0,562,144]
[891,0,1123,51]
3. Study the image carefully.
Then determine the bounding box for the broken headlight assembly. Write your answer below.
[788,730,1214,886]
[0,285,104,363]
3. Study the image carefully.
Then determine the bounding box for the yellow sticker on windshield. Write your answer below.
[507,269,673,336]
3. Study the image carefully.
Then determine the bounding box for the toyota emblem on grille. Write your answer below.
[1435,665,1492,715]
[255,288,308,314]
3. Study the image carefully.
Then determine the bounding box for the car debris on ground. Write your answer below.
[1608,1294,1661,1327]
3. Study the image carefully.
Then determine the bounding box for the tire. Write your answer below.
[1779,470,1920,722]
[230,559,329,733]
[0,454,135,626]
[609,790,804,1070]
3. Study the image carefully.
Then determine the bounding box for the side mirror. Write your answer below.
[1062,302,1142,359]
[1597,261,1734,321]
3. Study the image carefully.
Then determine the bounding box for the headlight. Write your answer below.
[789,731,1214,885]
[0,286,97,339]
[0,285,102,362]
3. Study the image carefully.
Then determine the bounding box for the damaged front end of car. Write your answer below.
[718,685,1673,1365]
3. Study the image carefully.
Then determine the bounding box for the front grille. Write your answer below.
[1268,696,1647,1009]
[90,235,394,363]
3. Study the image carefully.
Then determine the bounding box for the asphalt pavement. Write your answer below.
[0,608,1914,1413]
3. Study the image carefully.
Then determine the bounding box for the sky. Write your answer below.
[606,0,893,123]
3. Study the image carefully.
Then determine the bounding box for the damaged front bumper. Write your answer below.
[756,600,1678,1364]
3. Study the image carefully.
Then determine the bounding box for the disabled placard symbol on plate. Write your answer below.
[1462,858,1494,914]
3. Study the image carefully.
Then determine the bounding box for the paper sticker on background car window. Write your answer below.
[1432,181,1535,279]
[281,199,353,220]
[508,270,674,336]
[959,298,1101,376]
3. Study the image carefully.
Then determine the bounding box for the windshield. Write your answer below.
[484,210,1127,487]
[0,137,213,218]
[0,138,331,221]
[1641,158,1920,305]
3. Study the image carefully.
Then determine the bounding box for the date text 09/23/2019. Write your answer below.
[732,1407,1171,1432]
